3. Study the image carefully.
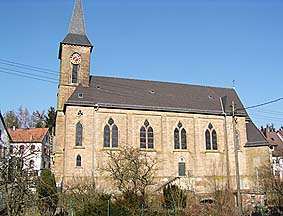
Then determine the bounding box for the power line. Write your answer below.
[0,66,57,81]
[0,61,59,76]
[249,113,283,121]
[0,70,57,84]
[255,108,283,115]
[237,97,283,111]
[0,58,59,74]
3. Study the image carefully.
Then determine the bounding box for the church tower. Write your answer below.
[54,0,92,182]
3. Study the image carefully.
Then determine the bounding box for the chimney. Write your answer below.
[13,126,16,131]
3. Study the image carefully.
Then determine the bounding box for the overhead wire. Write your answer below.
[0,70,57,84]
[238,97,283,111]
[0,58,59,74]
[0,66,57,81]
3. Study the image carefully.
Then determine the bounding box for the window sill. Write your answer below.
[140,148,156,152]
[205,150,221,154]
[173,149,190,153]
[74,146,85,149]
[102,147,120,151]
[75,166,83,169]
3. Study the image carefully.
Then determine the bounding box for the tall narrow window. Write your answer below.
[205,130,211,150]
[104,125,110,147]
[76,122,83,146]
[112,125,118,148]
[174,121,187,150]
[76,155,82,167]
[174,128,180,149]
[178,158,186,176]
[70,52,81,84]
[181,128,187,149]
[103,118,119,148]
[140,127,146,148]
[72,64,78,83]
[140,120,154,149]
[205,123,217,150]
[212,130,217,150]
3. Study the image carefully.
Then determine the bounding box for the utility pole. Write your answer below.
[232,101,243,215]
[221,96,231,190]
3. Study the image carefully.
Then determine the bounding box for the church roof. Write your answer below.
[66,76,246,116]
[59,0,92,58]
[245,121,269,147]
[65,75,268,147]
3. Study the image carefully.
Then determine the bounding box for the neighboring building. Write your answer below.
[54,0,270,201]
[0,112,11,211]
[0,112,11,160]
[262,127,283,178]
[9,128,50,175]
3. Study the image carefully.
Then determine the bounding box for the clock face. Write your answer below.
[70,53,81,65]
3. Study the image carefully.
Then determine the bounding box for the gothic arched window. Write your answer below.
[76,155,81,167]
[140,120,154,149]
[205,123,217,150]
[76,122,83,146]
[174,121,187,150]
[103,118,119,148]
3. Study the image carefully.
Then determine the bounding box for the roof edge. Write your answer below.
[64,101,247,116]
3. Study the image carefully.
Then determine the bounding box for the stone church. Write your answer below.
[54,0,270,197]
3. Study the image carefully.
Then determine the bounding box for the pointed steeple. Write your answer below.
[59,0,92,59]
[68,0,87,35]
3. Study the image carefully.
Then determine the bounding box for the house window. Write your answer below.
[205,123,217,150]
[9,146,14,155]
[29,160,35,169]
[103,118,119,148]
[20,145,25,154]
[76,155,82,167]
[178,158,186,176]
[0,145,2,159]
[30,145,35,153]
[140,120,154,149]
[174,121,187,150]
[76,122,83,146]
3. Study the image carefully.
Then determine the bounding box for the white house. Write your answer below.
[0,112,11,160]
[8,128,50,175]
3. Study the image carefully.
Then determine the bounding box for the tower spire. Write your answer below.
[68,0,86,35]
[59,0,92,59]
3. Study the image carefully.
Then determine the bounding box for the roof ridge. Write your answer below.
[90,75,235,91]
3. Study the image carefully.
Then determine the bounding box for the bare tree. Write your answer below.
[0,144,40,216]
[104,146,157,208]
[258,163,283,213]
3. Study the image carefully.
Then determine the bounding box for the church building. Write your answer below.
[54,0,270,198]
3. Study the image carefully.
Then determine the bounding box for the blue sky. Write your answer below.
[0,0,282,128]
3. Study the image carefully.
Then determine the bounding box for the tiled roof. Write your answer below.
[9,128,49,143]
[261,129,283,157]
[66,76,247,116]
[245,121,269,147]
[264,131,283,147]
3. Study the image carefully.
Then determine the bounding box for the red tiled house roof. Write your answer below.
[9,128,49,143]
